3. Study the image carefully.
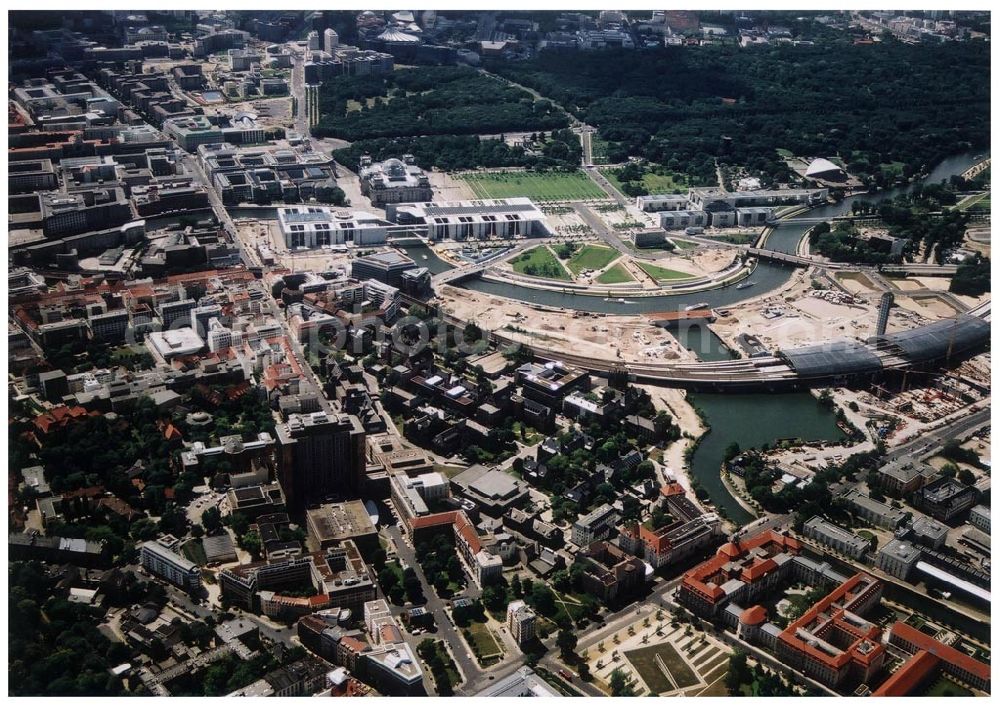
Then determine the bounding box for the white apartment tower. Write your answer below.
[324,28,340,54]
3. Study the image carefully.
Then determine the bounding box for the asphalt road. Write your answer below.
[884,406,991,462]
[383,525,484,688]
[151,572,298,648]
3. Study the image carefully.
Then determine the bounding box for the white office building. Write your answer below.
[140,539,201,591]
[277,206,391,248]
[385,198,549,241]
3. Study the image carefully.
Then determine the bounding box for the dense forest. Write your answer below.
[950,254,991,296]
[313,66,568,142]
[491,40,990,185]
[9,562,128,695]
[332,129,582,173]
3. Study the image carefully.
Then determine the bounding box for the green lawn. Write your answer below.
[957,191,991,211]
[567,244,618,274]
[510,246,571,280]
[590,136,611,165]
[596,263,635,284]
[601,167,696,195]
[879,161,908,177]
[182,540,207,566]
[434,464,469,478]
[670,239,700,251]
[626,642,700,693]
[463,621,504,662]
[637,262,694,282]
[461,170,606,201]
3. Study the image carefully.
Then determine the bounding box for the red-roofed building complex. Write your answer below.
[678,529,801,617]
[775,573,885,689]
[873,622,990,695]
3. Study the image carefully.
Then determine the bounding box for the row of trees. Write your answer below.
[332,130,583,173]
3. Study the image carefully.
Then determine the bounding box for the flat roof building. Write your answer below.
[306,500,379,553]
[351,251,416,287]
[140,538,201,591]
[572,502,619,547]
[385,197,549,241]
[450,465,529,517]
[277,206,391,249]
[803,516,871,559]
[876,539,921,581]
[842,489,908,529]
[145,327,205,363]
[969,504,990,533]
[908,516,949,549]
[474,666,558,697]
[914,477,978,522]
[876,459,939,497]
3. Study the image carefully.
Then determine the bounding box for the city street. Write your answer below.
[382,525,485,687]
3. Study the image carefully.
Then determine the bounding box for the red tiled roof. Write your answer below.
[777,573,885,669]
[454,511,482,554]
[408,511,459,531]
[340,636,370,654]
[681,530,801,605]
[889,622,990,683]
[872,650,940,697]
[740,605,767,625]
[660,482,685,497]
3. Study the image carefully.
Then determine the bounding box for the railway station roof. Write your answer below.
[779,339,883,377]
[873,315,990,362]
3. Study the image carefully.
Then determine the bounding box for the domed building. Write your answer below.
[358,154,433,207]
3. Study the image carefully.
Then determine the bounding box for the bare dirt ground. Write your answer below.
[427,171,479,201]
[438,286,700,364]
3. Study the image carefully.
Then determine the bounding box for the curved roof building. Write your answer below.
[870,315,991,364]
[805,157,847,182]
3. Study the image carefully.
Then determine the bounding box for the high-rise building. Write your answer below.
[276,411,366,509]
[506,600,537,646]
[307,30,320,50]
[876,291,894,336]
[324,28,340,54]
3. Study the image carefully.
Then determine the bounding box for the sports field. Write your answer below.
[461,170,606,201]
[567,244,618,275]
[596,263,635,284]
[637,262,694,282]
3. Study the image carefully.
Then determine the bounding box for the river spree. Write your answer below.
[454,150,986,313]
[687,392,846,525]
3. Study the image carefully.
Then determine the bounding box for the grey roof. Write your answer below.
[874,315,991,363]
[880,538,921,563]
[779,339,883,377]
[474,666,559,697]
[201,533,237,562]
